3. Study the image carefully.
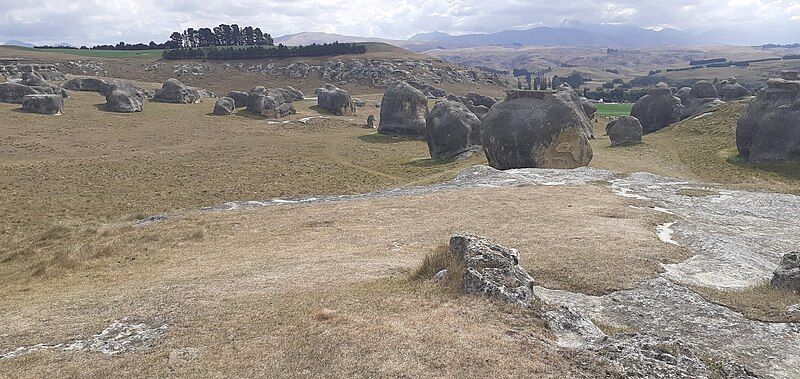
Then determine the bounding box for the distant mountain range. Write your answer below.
[4,40,34,47]
[274,22,797,51]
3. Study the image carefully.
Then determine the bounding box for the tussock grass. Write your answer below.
[691,281,800,322]
[412,244,466,292]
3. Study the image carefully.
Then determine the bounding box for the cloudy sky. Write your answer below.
[1,0,799,45]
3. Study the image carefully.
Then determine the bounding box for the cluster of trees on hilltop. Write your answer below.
[162,42,367,60]
[168,25,273,49]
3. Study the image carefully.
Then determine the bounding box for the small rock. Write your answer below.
[771,252,800,293]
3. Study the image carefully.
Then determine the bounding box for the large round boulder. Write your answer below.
[154,78,199,104]
[630,83,684,133]
[715,78,750,102]
[213,97,235,115]
[675,87,692,105]
[689,80,718,99]
[736,74,800,163]
[105,88,143,113]
[21,94,63,115]
[607,116,643,147]
[480,90,593,169]
[316,84,355,116]
[682,80,724,118]
[425,100,482,160]
[378,81,429,136]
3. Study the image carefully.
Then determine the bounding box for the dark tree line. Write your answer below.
[162,42,367,60]
[169,24,273,49]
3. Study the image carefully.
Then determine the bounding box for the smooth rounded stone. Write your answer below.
[105,89,143,113]
[366,114,375,128]
[213,97,235,115]
[154,78,199,104]
[608,116,644,147]
[581,98,598,120]
[378,81,429,136]
[631,82,684,133]
[481,90,593,169]
[771,252,800,293]
[316,84,355,116]
[466,92,497,108]
[227,91,248,108]
[688,80,719,99]
[21,94,63,115]
[425,100,482,160]
[715,78,751,101]
[736,75,800,163]
[675,87,692,104]
[63,77,110,93]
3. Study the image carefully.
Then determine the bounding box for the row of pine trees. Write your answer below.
[168,25,273,49]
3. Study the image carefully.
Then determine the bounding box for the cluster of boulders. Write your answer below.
[0,71,68,114]
[0,63,65,82]
[632,78,752,134]
[154,78,215,104]
[316,84,355,116]
[211,85,304,118]
[64,76,148,113]
[736,71,800,163]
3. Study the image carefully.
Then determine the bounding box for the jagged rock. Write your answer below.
[316,84,355,116]
[378,81,429,136]
[608,116,644,146]
[581,98,598,120]
[425,100,482,160]
[715,78,751,101]
[408,81,447,98]
[284,62,310,78]
[63,77,110,93]
[448,234,535,306]
[771,252,800,293]
[736,74,800,163]
[154,78,200,104]
[481,90,593,169]
[246,86,295,116]
[247,86,269,113]
[213,97,235,116]
[261,100,296,118]
[105,88,143,113]
[227,91,248,108]
[466,92,497,108]
[631,83,684,133]
[21,94,63,115]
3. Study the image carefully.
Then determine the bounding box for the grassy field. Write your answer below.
[32,48,164,58]
[595,102,633,117]
[591,101,800,194]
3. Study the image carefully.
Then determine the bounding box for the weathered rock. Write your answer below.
[316,84,355,116]
[449,234,535,306]
[581,98,598,120]
[781,71,800,81]
[631,83,684,133]
[682,80,725,118]
[154,78,199,104]
[367,114,375,129]
[63,77,110,93]
[246,86,270,113]
[689,80,719,99]
[715,78,751,102]
[607,116,644,147]
[213,97,235,115]
[408,81,447,98]
[466,92,497,108]
[21,71,49,87]
[425,100,482,160]
[736,75,800,163]
[105,88,143,113]
[227,91,248,108]
[481,90,593,169]
[21,94,63,115]
[261,100,296,118]
[378,81,429,136]
[0,82,57,104]
[771,252,800,293]
[284,62,310,78]
[675,87,692,104]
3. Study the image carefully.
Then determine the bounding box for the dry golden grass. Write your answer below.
[590,102,800,194]
[691,282,800,323]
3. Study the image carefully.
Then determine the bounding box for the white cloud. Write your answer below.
[0,0,799,45]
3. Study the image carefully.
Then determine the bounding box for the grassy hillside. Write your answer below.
[591,101,800,193]
[32,48,164,58]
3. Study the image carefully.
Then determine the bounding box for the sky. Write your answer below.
[1,0,800,45]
